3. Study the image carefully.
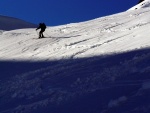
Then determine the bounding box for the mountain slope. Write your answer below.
[0,8,150,61]
[0,15,37,30]
[138,0,145,4]
[129,0,150,10]
[0,3,150,113]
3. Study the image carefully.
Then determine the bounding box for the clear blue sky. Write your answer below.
[0,0,138,26]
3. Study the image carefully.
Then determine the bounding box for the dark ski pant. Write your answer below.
[39,29,45,38]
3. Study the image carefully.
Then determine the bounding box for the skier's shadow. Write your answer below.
[42,35,81,39]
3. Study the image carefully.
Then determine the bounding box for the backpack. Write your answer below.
[42,23,46,29]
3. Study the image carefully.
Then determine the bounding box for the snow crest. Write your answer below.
[128,0,150,10]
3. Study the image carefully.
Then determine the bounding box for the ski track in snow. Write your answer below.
[1,8,150,60]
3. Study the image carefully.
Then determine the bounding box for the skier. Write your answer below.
[36,23,46,38]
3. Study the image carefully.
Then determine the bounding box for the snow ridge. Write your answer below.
[128,0,150,10]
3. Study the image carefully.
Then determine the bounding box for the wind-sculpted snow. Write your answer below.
[0,48,150,113]
[1,4,150,113]
[129,0,150,10]
[1,8,150,60]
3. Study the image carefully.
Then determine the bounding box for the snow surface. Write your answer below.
[1,8,150,61]
[0,15,37,30]
[1,3,150,113]
[128,0,150,10]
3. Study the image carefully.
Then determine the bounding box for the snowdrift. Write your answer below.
[129,0,150,10]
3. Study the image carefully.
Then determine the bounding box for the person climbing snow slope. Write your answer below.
[36,23,46,38]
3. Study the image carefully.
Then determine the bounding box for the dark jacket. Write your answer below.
[36,23,46,31]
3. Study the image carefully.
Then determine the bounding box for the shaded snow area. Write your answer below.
[1,6,150,113]
[0,15,37,31]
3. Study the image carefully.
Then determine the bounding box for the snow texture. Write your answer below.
[0,2,150,113]
[128,0,150,10]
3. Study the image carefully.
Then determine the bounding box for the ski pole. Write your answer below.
[36,30,39,37]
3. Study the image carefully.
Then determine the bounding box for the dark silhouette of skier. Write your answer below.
[36,23,46,38]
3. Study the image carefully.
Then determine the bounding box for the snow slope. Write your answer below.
[1,8,150,61]
[129,0,150,10]
[0,15,37,30]
[0,4,150,113]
